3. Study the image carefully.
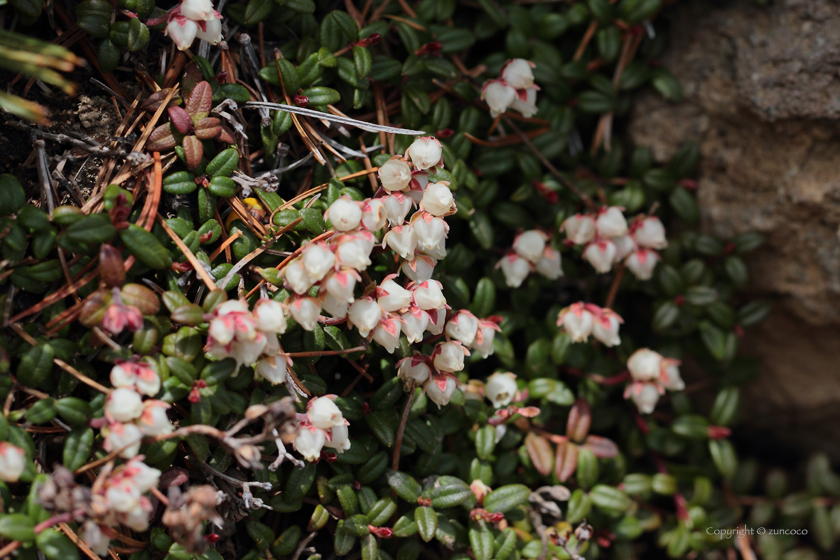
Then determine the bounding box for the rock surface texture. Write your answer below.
[629,0,840,457]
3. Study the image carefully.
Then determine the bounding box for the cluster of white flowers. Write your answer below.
[81,458,162,555]
[292,396,351,462]
[481,59,540,118]
[624,348,685,414]
[0,441,25,483]
[557,302,623,347]
[497,229,563,288]
[563,209,667,280]
[204,298,291,385]
[444,309,501,359]
[397,339,471,407]
[103,361,173,459]
[165,0,224,51]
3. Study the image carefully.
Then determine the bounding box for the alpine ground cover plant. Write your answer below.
[0,0,834,559]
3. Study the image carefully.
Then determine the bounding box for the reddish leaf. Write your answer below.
[194,117,222,140]
[566,398,591,443]
[217,125,235,144]
[554,440,579,482]
[525,432,554,477]
[147,123,177,151]
[182,135,203,170]
[168,106,193,134]
[99,244,125,288]
[181,63,204,99]
[141,88,179,112]
[187,81,213,123]
[583,435,619,459]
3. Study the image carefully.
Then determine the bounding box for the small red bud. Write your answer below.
[214,72,229,84]
[486,512,504,523]
[362,402,372,416]
[172,261,193,273]
[293,95,309,107]
[708,426,732,439]
[188,388,201,403]
[322,451,338,463]
[435,128,454,138]
[678,178,698,190]
[199,231,213,243]
[674,295,685,306]
[204,534,221,543]
[417,497,432,507]
[353,480,361,490]
[734,324,745,338]
[195,380,208,389]
[369,526,393,539]
[355,33,381,47]
[724,241,737,254]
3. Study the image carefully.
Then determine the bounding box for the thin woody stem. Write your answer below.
[391,385,417,471]
[603,263,626,310]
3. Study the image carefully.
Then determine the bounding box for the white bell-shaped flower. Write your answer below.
[166,18,198,51]
[445,310,479,347]
[627,382,662,414]
[612,235,636,263]
[397,356,431,388]
[627,348,663,382]
[372,317,402,353]
[294,425,326,462]
[563,214,596,245]
[348,297,382,337]
[425,306,447,335]
[558,303,595,343]
[326,197,362,232]
[661,359,685,391]
[324,269,358,303]
[513,230,548,264]
[633,216,668,250]
[510,86,538,118]
[301,243,335,282]
[382,194,413,227]
[595,207,628,238]
[412,214,447,252]
[378,158,412,192]
[535,248,562,279]
[471,321,498,359]
[485,372,518,408]
[502,58,536,89]
[592,310,622,347]
[481,79,517,117]
[321,293,349,319]
[289,297,321,331]
[401,307,429,343]
[401,255,436,282]
[137,401,174,436]
[421,182,455,216]
[284,259,315,295]
[107,388,144,423]
[407,137,443,171]
[362,199,388,231]
[105,423,143,459]
[180,0,216,21]
[377,276,412,312]
[335,233,374,271]
[426,375,457,407]
[195,16,223,44]
[499,254,531,288]
[433,341,467,373]
[253,299,287,334]
[0,443,25,483]
[383,224,416,260]
[583,239,617,273]
[307,396,344,429]
[626,248,660,280]
[325,423,351,452]
[255,356,286,384]
[423,237,447,260]
[412,280,446,310]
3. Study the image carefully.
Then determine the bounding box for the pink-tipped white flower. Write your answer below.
[82,522,110,557]
[307,396,344,429]
[111,361,160,397]
[592,309,623,347]
[230,333,267,367]
[425,306,447,336]
[627,349,662,382]
[294,424,326,462]
[632,216,668,250]
[421,182,455,216]
[373,317,401,353]
[625,248,660,280]
[335,232,374,271]
[377,276,412,312]
[195,17,223,44]
[104,423,143,459]
[433,341,468,373]
[471,319,500,359]
[284,258,316,295]
[321,293,349,319]
[426,374,457,407]
[325,423,351,452]
[661,359,685,391]
[106,479,141,513]
[382,194,413,227]
[401,255,436,282]
[423,237,448,261]
[563,214,596,245]
[481,80,517,117]
[137,401,173,436]
[502,59,536,90]
[107,388,144,423]
[289,297,321,331]
[326,197,362,232]
[383,224,416,260]
[511,86,538,118]
[498,253,531,288]
[412,280,446,310]
[324,269,358,303]
[625,382,662,414]
[122,458,161,492]
[379,158,413,192]
[301,243,335,282]
[180,0,216,20]
[583,239,617,273]
[407,137,443,171]
[0,443,25,482]
[485,372,518,408]
[401,307,429,343]
[348,297,382,337]
[612,235,636,263]
[596,207,628,238]
[167,17,198,51]
[557,303,595,343]
[253,299,287,334]
[445,310,479,347]
[412,213,448,253]
[255,356,286,384]
[535,248,563,279]
[397,355,431,388]
[513,230,548,264]
[362,199,388,231]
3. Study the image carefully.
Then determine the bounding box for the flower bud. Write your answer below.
[535,248,563,279]
[382,194,413,227]
[107,388,145,423]
[301,243,336,282]
[378,158,412,192]
[283,258,316,295]
[513,230,548,264]
[289,297,321,331]
[426,374,457,407]
[481,80,516,117]
[433,341,467,373]
[383,224,417,260]
[373,317,401,353]
[377,276,412,312]
[362,199,388,231]
[401,255,436,282]
[661,359,685,391]
[485,372,518,408]
[563,214,596,245]
[470,479,491,504]
[625,248,660,280]
[307,396,344,429]
[326,197,362,232]
[167,18,198,51]
[558,303,594,343]
[195,16,222,44]
[325,423,351,452]
[412,280,446,310]
[627,348,662,381]
[0,443,25,482]
[502,58,536,90]
[348,297,382,337]
[254,299,287,334]
[582,239,616,273]
[595,207,628,238]
[498,254,531,288]
[294,425,326,462]
[421,182,455,216]
[321,293,349,319]
[407,137,443,171]
[511,86,538,118]
[400,307,429,343]
[255,356,286,384]
[470,320,499,359]
[412,213,448,252]
[397,355,431,388]
[626,382,661,414]
[445,310,479,346]
[335,233,374,271]
[137,401,173,436]
[632,216,668,249]
[592,309,622,347]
